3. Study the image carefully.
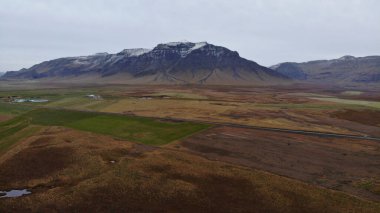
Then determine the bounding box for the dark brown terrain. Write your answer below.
[1,127,379,212]
[174,126,380,201]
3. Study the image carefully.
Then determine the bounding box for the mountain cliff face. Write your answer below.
[271,55,380,84]
[2,42,288,85]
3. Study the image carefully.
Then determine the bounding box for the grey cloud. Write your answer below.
[0,0,379,71]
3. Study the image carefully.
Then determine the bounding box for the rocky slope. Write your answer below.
[2,42,288,85]
[271,55,380,84]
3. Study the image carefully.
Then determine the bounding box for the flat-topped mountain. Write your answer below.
[2,41,288,85]
[271,55,380,84]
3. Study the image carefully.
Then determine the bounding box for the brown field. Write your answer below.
[333,109,380,127]
[0,127,379,212]
[0,114,12,122]
[173,126,380,201]
[77,85,380,137]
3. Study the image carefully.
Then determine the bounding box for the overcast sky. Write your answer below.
[1,0,379,72]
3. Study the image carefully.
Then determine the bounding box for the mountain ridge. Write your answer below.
[2,41,289,85]
[271,55,380,84]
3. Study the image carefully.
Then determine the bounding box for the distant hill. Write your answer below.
[2,41,289,85]
[271,55,380,84]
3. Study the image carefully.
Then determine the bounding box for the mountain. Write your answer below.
[2,41,288,85]
[271,55,380,84]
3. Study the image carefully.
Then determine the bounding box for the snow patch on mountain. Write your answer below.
[337,55,356,61]
[189,42,207,51]
[119,48,151,57]
[158,41,209,57]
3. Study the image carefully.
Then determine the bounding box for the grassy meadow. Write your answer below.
[23,109,210,145]
[0,108,209,148]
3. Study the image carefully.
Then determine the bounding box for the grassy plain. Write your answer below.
[0,84,380,211]
[1,84,380,138]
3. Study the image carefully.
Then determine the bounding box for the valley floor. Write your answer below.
[0,83,380,212]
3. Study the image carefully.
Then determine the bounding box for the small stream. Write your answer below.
[0,189,31,198]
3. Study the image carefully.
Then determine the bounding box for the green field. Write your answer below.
[3,109,209,146]
[0,102,37,154]
[0,102,35,115]
[0,89,210,146]
[0,115,42,154]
